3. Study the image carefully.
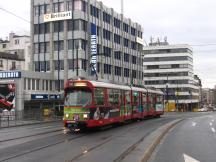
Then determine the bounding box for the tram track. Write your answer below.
[0,128,64,143]
[0,117,174,162]
[0,133,88,162]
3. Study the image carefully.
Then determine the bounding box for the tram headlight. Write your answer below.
[83,114,88,119]
[65,114,69,118]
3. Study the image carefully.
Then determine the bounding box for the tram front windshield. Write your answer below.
[65,89,92,107]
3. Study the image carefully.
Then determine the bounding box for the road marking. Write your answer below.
[183,153,200,162]
[210,122,213,126]
[192,122,197,127]
[212,119,214,122]
[211,127,216,133]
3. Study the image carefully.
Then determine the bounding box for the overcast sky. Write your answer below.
[0,0,215,88]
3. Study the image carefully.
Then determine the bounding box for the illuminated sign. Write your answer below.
[0,71,21,79]
[90,23,97,73]
[31,94,48,100]
[44,11,72,22]
[136,37,144,45]
[74,83,87,87]
[49,94,60,99]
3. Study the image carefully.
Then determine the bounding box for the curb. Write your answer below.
[0,120,62,129]
[141,119,183,162]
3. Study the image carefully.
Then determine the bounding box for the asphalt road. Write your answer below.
[0,112,212,162]
[150,112,216,162]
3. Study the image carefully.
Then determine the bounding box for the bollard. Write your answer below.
[7,115,9,127]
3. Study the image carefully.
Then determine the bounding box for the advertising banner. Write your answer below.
[0,83,15,110]
[90,23,97,74]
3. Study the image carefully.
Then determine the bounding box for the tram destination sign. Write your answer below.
[0,71,21,79]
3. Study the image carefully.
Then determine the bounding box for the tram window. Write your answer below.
[94,88,104,105]
[157,95,163,103]
[142,93,147,103]
[133,91,138,104]
[125,91,131,104]
[108,89,120,105]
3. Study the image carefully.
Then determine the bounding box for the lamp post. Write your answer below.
[76,44,79,77]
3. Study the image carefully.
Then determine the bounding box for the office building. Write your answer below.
[31,0,144,91]
[143,40,200,111]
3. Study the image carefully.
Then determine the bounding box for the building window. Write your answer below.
[104,64,112,74]
[54,41,64,51]
[68,59,74,69]
[45,23,50,33]
[124,53,129,62]
[103,46,111,57]
[46,61,50,71]
[39,42,45,53]
[59,2,64,12]
[39,5,44,15]
[45,42,50,53]
[2,44,7,48]
[124,68,129,77]
[44,4,50,14]
[34,6,39,16]
[103,12,111,24]
[11,62,16,70]
[0,60,3,67]
[74,0,82,10]
[123,23,129,33]
[36,79,40,90]
[114,66,121,76]
[114,34,121,44]
[54,21,64,32]
[67,19,81,31]
[32,79,35,90]
[35,62,40,71]
[15,39,19,45]
[103,29,111,40]
[28,79,31,90]
[90,5,99,18]
[54,60,64,70]
[67,1,72,11]
[34,24,39,34]
[53,3,59,12]
[131,41,136,50]
[114,51,121,60]
[114,18,121,28]
[81,59,87,70]
[131,27,136,36]
[132,56,136,64]
[132,70,136,78]
[40,61,45,71]
[39,23,45,34]
[124,38,129,47]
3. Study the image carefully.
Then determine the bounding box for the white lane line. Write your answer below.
[211,127,216,133]
[192,122,197,127]
[212,119,214,122]
[183,153,200,162]
[210,122,213,126]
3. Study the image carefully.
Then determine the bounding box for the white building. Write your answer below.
[0,52,25,71]
[143,42,200,111]
[0,32,30,70]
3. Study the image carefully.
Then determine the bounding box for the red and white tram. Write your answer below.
[63,80,164,131]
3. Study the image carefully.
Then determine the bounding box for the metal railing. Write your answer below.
[0,110,62,128]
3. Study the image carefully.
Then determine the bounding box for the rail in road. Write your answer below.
[0,113,212,162]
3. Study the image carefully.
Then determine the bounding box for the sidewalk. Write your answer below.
[0,117,62,128]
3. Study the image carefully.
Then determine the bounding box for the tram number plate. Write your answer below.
[67,121,75,123]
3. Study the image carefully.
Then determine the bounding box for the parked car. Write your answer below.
[198,108,208,112]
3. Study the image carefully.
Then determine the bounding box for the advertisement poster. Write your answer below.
[0,83,15,111]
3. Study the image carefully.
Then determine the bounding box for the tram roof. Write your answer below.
[89,81,163,94]
[89,81,131,91]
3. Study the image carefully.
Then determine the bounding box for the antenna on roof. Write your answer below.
[121,0,124,15]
